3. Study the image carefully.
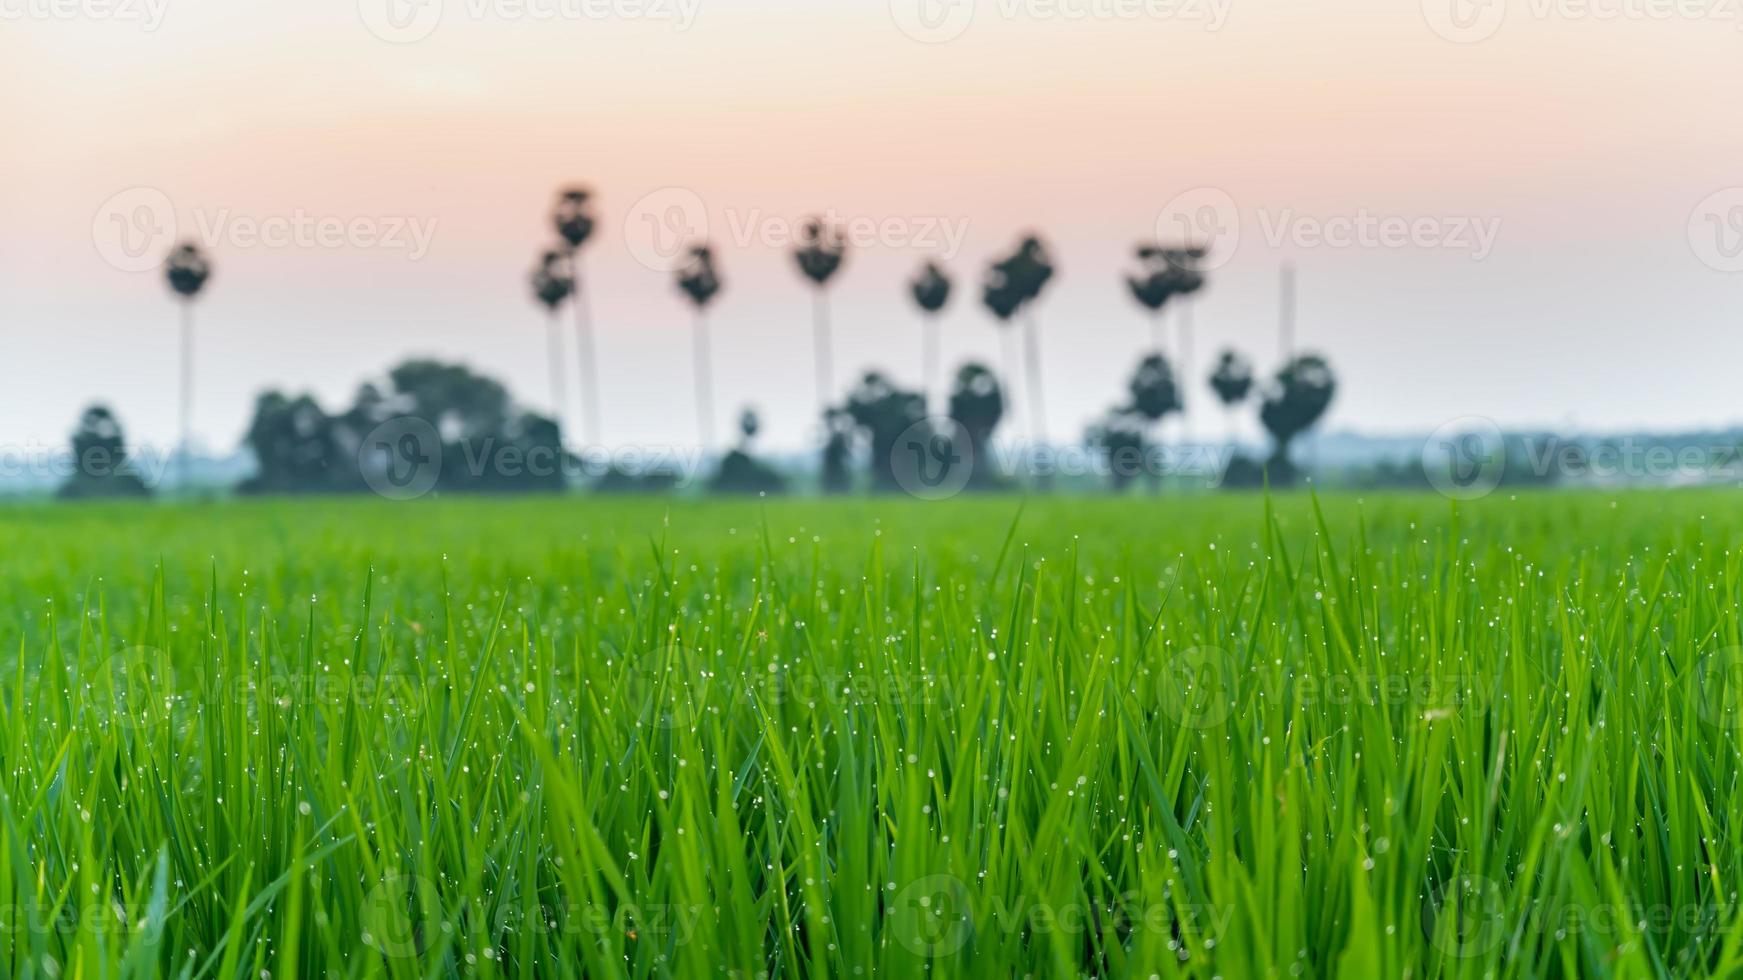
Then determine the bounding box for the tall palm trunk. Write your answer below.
[1022,311,1047,447]
[568,254,601,445]
[547,313,567,425]
[179,301,194,492]
[999,330,1024,443]
[812,289,833,410]
[693,312,716,451]
[922,314,941,410]
[1150,310,1166,356]
[1178,302,1194,443]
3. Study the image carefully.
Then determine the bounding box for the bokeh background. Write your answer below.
[3,0,1739,452]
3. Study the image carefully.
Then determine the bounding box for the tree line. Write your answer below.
[58,185,1339,499]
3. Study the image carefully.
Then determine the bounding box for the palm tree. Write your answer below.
[909,261,953,406]
[985,235,1055,446]
[1209,349,1254,445]
[1125,245,1175,353]
[1161,247,1208,437]
[981,273,1026,441]
[164,242,211,491]
[530,248,575,421]
[948,363,1004,489]
[793,218,848,410]
[676,244,723,450]
[1126,353,1182,493]
[1259,353,1336,479]
[553,186,601,444]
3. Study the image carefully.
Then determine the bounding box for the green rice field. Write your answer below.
[4,491,1743,978]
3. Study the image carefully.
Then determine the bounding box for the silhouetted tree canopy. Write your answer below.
[1128,353,1182,423]
[948,363,1006,490]
[1258,353,1337,475]
[553,187,596,252]
[710,408,787,495]
[820,408,857,494]
[990,236,1055,305]
[982,279,1024,321]
[58,405,152,500]
[1127,244,1207,318]
[794,219,847,286]
[532,249,575,311]
[842,372,926,492]
[165,243,211,299]
[911,261,952,314]
[1210,350,1255,407]
[240,359,566,496]
[1088,409,1148,493]
[677,246,723,308]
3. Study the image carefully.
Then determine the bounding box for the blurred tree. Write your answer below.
[985,235,1056,447]
[1087,409,1149,494]
[1128,245,1207,432]
[910,261,953,405]
[1258,353,1336,479]
[240,392,339,494]
[164,241,211,490]
[1125,245,1175,354]
[57,405,152,500]
[530,248,575,420]
[842,372,927,492]
[1128,353,1182,425]
[947,362,1006,490]
[240,360,568,496]
[709,408,787,495]
[553,185,603,443]
[676,244,723,450]
[1209,349,1255,444]
[820,407,857,495]
[794,218,848,410]
[982,271,1026,435]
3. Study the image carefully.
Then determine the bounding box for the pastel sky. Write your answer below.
[4,0,1742,454]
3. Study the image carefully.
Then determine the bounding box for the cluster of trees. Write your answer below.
[77,182,1342,499]
[239,360,567,495]
[53,342,1332,499]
